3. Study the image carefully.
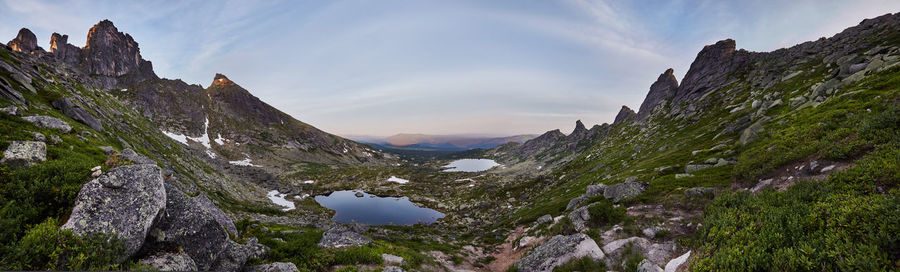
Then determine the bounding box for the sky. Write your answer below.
[2,0,898,137]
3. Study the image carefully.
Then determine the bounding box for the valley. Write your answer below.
[0,9,898,272]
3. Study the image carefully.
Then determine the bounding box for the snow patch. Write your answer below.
[387,176,409,184]
[267,190,295,211]
[213,134,225,145]
[303,180,315,184]
[229,158,260,167]
[206,150,217,158]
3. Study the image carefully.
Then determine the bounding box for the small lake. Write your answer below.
[442,159,500,172]
[315,190,445,225]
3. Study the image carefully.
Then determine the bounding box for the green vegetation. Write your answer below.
[586,199,626,228]
[1,218,128,270]
[552,256,607,272]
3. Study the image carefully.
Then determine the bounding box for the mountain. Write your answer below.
[361,133,537,150]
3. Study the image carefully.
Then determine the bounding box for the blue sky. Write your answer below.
[2,0,898,136]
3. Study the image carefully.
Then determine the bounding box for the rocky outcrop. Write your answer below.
[518,129,566,157]
[52,97,103,132]
[7,28,42,54]
[603,181,648,203]
[567,120,589,143]
[82,20,156,78]
[22,115,72,133]
[318,225,373,248]
[209,239,259,271]
[514,233,605,272]
[243,262,300,272]
[138,252,198,271]
[62,164,166,259]
[637,69,679,121]
[119,148,156,165]
[147,184,238,270]
[674,39,751,103]
[685,187,715,198]
[49,33,82,64]
[1,141,46,167]
[566,183,607,210]
[613,106,636,125]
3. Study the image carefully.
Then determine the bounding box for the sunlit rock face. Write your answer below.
[7,28,42,54]
[49,33,83,64]
[82,20,156,78]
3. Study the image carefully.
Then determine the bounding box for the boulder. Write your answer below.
[119,148,156,164]
[22,115,72,133]
[52,98,104,132]
[1,141,46,167]
[383,266,404,272]
[646,242,676,266]
[664,251,691,272]
[382,253,404,264]
[0,77,26,104]
[585,183,607,197]
[0,105,18,115]
[602,237,651,265]
[536,214,553,225]
[243,262,299,272]
[138,252,197,271]
[566,195,586,210]
[318,225,373,248]
[147,183,239,270]
[684,164,713,173]
[62,164,166,259]
[603,182,648,203]
[685,187,715,199]
[638,259,664,272]
[515,233,605,272]
[740,118,767,146]
[210,239,257,271]
[567,204,593,231]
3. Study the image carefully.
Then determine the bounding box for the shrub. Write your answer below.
[587,199,626,228]
[552,256,606,272]
[1,218,127,270]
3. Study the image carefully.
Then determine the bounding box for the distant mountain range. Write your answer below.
[350,133,537,151]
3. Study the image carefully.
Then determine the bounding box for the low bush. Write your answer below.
[587,199,626,228]
[1,218,127,270]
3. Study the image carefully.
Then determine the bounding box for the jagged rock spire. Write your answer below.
[7,28,41,54]
[572,120,587,135]
[211,73,236,86]
[637,68,679,121]
[82,20,155,78]
[613,106,636,125]
[49,33,82,64]
[674,39,750,103]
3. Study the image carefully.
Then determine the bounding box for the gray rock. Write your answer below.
[7,28,41,53]
[613,106,636,125]
[642,226,662,238]
[514,233,605,272]
[664,251,691,272]
[536,214,553,225]
[62,164,166,259]
[0,106,18,115]
[638,259,664,272]
[119,148,156,165]
[848,63,867,74]
[382,266,404,272]
[138,252,197,271]
[147,183,239,270]
[751,100,762,109]
[22,115,72,133]
[52,98,104,132]
[675,173,693,179]
[1,141,46,168]
[585,183,607,198]
[567,204,592,231]
[750,179,774,193]
[603,182,648,203]
[49,135,62,144]
[739,119,766,146]
[566,195,586,210]
[646,242,676,266]
[637,69,679,121]
[603,237,651,265]
[243,262,299,272]
[210,239,256,271]
[31,131,45,142]
[100,146,115,155]
[685,187,715,199]
[382,253,404,264]
[318,226,373,248]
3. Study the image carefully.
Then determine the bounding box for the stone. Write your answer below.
[642,226,662,238]
[638,259,664,272]
[138,252,197,271]
[664,251,691,272]
[646,242,676,266]
[22,115,72,133]
[209,239,256,271]
[685,187,715,198]
[1,141,46,167]
[243,262,300,272]
[684,164,712,173]
[751,100,762,109]
[383,266,404,272]
[603,182,648,203]
[318,225,373,248]
[147,183,240,270]
[0,106,18,115]
[514,233,605,272]
[355,192,364,197]
[848,63,867,74]
[382,253,404,264]
[536,214,553,225]
[820,165,836,173]
[49,135,62,144]
[585,183,607,198]
[566,195,586,210]
[82,20,156,78]
[100,146,115,155]
[603,237,651,264]
[739,119,766,146]
[751,179,774,193]
[567,203,593,231]
[119,148,156,165]
[7,28,42,53]
[62,164,166,259]
[675,173,693,179]
[31,132,45,141]
[637,68,679,121]
[52,98,104,132]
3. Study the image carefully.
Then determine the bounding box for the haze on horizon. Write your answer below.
[1,0,897,137]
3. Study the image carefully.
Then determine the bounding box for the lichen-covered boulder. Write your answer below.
[61,164,166,259]
[514,233,605,272]
[22,115,71,133]
[119,148,156,164]
[243,262,300,272]
[1,141,46,167]
[138,252,197,271]
[210,239,258,271]
[52,97,103,132]
[318,225,373,248]
[147,183,239,270]
[685,187,715,198]
[603,182,648,203]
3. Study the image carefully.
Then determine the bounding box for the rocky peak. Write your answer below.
[613,106,636,125]
[49,33,82,64]
[637,68,679,121]
[572,120,587,135]
[211,73,236,87]
[674,39,752,104]
[7,28,42,54]
[82,20,155,78]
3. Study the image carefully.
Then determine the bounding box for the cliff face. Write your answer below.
[81,20,156,78]
[7,28,42,54]
[637,68,678,121]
